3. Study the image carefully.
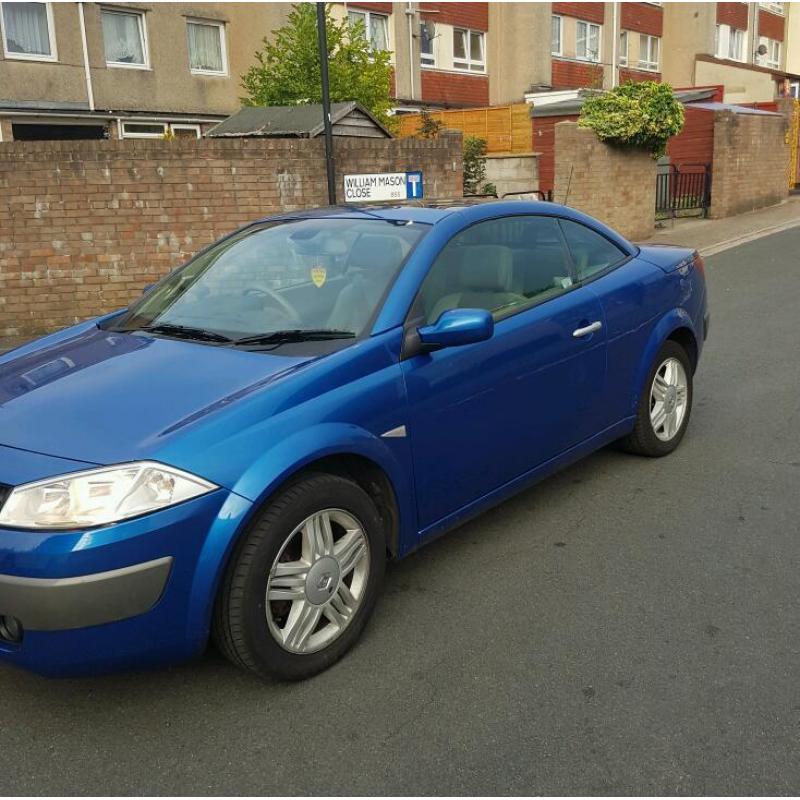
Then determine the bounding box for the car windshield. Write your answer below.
[107,218,428,342]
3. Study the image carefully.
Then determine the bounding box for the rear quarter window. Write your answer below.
[559,219,627,282]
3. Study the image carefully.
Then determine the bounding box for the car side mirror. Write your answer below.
[417,308,494,351]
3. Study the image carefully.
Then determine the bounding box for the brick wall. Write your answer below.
[758,9,785,41]
[619,67,662,84]
[420,69,490,106]
[551,58,604,90]
[709,110,788,218]
[0,134,463,338]
[420,2,488,30]
[551,2,605,24]
[716,2,748,29]
[620,2,663,36]
[553,123,656,241]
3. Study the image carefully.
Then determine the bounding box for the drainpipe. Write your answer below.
[77,2,95,112]
[611,1,619,87]
[406,2,416,101]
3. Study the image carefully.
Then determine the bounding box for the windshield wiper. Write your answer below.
[127,323,235,343]
[234,329,356,346]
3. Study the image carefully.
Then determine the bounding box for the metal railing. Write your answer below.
[655,164,711,218]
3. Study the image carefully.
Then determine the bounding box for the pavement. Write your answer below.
[0,226,799,794]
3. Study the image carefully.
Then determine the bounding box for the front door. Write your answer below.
[401,215,607,532]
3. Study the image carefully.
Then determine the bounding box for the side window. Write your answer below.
[559,219,627,282]
[417,216,575,324]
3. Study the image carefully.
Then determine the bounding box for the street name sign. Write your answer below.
[343,171,424,203]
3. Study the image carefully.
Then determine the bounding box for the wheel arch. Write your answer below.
[632,309,699,415]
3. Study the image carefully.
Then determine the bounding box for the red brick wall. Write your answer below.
[551,58,604,90]
[619,67,661,83]
[532,113,579,192]
[0,135,464,338]
[552,2,605,24]
[717,2,748,29]
[758,9,785,41]
[420,2,488,30]
[420,69,489,106]
[348,1,393,12]
[666,107,715,168]
[620,2,663,36]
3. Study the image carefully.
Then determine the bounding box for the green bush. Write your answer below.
[463,136,496,196]
[578,81,685,159]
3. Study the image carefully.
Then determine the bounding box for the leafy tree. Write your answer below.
[241,4,395,128]
[578,81,685,159]
[416,109,444,139]
[463,136,495,196]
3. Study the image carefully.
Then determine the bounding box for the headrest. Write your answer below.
[347,235,404,272]
[459,245,513,292]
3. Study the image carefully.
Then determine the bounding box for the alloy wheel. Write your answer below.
[265,509,370,654]
[649,356,689,442]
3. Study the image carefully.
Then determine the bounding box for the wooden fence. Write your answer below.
[397,103,533,154]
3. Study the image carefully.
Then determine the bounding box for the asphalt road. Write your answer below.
[1,228,800,795]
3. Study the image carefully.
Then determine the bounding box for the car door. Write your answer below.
[400,215,608,531]
[558,218,666,429]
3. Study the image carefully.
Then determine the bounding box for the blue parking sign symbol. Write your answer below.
[406,171,423,199]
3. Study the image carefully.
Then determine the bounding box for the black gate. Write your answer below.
[655,164,711,218]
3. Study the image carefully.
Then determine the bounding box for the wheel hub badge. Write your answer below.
[305,556,341,605]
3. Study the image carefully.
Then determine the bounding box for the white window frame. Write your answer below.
[637,33,659,71]
[715,24,746,62]
[452,27,485,72]
[757,36,781,68]
[576,20,601,63]
[551,15,562,57]
[0,2,57,62]
[186,17,227,76]
[419,19,436,67]
[121,121,202,139]
[619,29,628,66]
[101,7,149,70]
[348,9,389,52]
[758,2,784,15]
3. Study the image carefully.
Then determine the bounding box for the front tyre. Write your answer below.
[620,340,693,457]
[213,473,385,681]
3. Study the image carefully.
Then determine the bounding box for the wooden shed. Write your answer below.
[206,101,392,139]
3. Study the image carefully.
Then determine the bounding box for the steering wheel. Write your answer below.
[243,287,302,325]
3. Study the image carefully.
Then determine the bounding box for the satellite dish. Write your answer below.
[756,43,768,56]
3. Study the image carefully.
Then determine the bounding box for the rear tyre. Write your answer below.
[213,472,385,681]
[620,340,693,457]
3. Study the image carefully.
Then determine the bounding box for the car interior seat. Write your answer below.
[327,234,404,333]
[426,244,526,323]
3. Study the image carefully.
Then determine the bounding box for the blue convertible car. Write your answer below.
[0,201,708,679]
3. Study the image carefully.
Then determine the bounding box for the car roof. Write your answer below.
[258,200,582,227]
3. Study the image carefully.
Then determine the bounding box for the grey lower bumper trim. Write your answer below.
[0,557,173,631]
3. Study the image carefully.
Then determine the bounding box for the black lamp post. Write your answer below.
[316,2,337,205]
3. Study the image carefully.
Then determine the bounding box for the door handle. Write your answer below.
[573,321,603,338]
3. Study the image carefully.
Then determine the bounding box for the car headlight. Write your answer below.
[0,462,217,530]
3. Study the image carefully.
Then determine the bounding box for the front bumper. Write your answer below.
[0,556,172,631]
[0,482,253,677]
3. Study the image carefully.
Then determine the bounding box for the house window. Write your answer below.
[758,36,781,68]
[453,27,485,72]
[638,33,659,71]
[715,24,745,62]
[121,122,201,139]
[551,15,562,56]
[187,19,226,75]
[420,19,435,66]
[101,8,148,68]
[759,2,784,14]
[619,30,628,66]
[347,9,388,51]
[576,21,600,62]
[0,2,56,61]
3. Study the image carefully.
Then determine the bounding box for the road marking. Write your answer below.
[700,218,800,258]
